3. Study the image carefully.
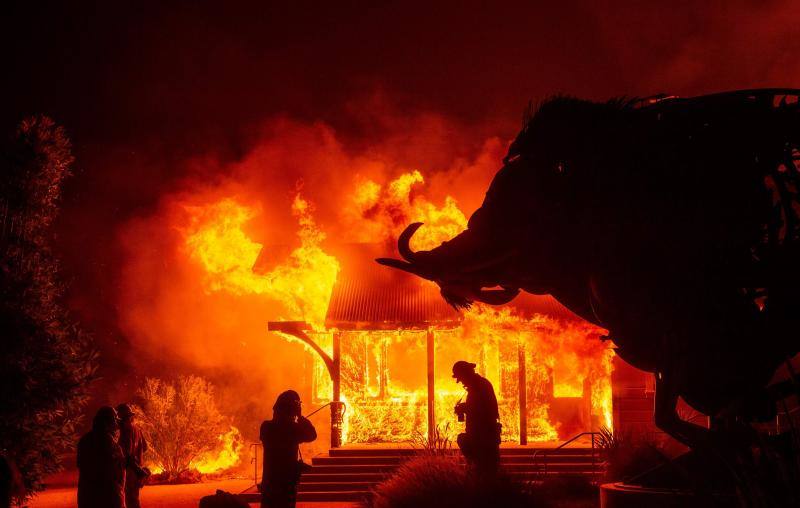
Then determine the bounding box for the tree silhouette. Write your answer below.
[0,116,97,497]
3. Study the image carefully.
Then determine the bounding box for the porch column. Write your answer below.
[518,342,527,445]
[331,331,343,448]
[427,328,435,443]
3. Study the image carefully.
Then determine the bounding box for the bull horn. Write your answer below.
[375,257,430,279]
[473,287,520,305]
[398,222,424,262]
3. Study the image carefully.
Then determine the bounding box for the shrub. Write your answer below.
[136,375,232,479]
[366,455,544,508]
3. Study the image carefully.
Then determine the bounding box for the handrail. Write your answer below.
[531,431,605,483]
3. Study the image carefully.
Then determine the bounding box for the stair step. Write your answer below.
[311,454,601,466]
[298,481,374,492]
[237,491,370,503]
[327,447,597,457]
[300,472,388,482]
[297,491,371,502]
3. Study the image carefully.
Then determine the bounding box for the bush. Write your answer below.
[596,426,665,483]
[0,116,96,499]
[136,375,232,480]
[365,456,545,508]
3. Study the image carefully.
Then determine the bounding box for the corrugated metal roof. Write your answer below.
[324,244,585,329]
[325,243,459,329]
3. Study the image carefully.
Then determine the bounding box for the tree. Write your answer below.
[137,375,231,478]
[0,116,97,497]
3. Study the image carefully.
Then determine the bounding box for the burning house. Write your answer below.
[270,242,615,448]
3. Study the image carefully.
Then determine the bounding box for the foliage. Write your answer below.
[596,426,665,483]
[0,116,97,498]
[136,375,231,479]
[409,423,453,456]
[365,455,545,508]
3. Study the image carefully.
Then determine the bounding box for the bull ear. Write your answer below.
[375,258,431,279]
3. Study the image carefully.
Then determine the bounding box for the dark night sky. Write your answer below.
[3,0,799,396]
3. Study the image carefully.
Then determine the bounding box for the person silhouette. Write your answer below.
[453,361,501,476]
[116,404,149,508]
[77,406,126,508]
[259,390,317,508]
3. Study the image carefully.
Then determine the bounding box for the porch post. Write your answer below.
[331,331,343,448]
[518,342,527,445]
[427,328,436,443]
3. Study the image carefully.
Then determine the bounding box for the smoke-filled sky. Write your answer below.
[3,1,800,426]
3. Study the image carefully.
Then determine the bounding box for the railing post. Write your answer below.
[518,343,527,445]
[427,328,436,444]
[331,331,343,448]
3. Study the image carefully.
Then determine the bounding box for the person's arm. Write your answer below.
[296,416,317,443]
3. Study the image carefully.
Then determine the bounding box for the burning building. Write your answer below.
[163,169,627,463]
[269,242,614,448]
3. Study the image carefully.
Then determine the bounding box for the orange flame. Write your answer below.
[345,170,467,251]
[183,195,339,329]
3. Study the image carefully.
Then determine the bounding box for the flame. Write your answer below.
[191,427,244,474]
[183,195,339,329]
[146,427,244,475]
[345,170,467,251]
[178,170,613,449]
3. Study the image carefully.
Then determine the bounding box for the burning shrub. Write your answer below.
[136,375,242,480]
[365,455,545,508]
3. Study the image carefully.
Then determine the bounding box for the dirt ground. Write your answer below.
[27,478,358,508]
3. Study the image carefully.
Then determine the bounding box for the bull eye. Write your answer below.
[556,162,566,173]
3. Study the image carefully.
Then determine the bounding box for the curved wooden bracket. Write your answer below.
[268,321,334,376]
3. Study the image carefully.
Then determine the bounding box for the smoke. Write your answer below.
[113,106,505,446]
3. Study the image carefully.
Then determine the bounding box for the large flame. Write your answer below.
[176,170,613,458]
[345,170,468,251]
[183,195,339,329]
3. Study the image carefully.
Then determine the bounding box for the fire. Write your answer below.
[183,195,339,329]
[191,427,245,474]
[147,427,244,475]
[345,170,468,251]
[177,169,613,451]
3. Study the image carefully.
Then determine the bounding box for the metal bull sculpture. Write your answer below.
[377,89,800,449]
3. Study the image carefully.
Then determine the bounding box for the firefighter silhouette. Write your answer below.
[453,361,501,476]
[77,406,126,508]
[260,390,317,508]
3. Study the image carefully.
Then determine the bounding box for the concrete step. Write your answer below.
[311,454,601,466]
[327,447,597,457]
[298,481,375,492]
[304,463,600,475]
[300,472,388,483]
[238,491,370,503]
[298,491,371,502]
